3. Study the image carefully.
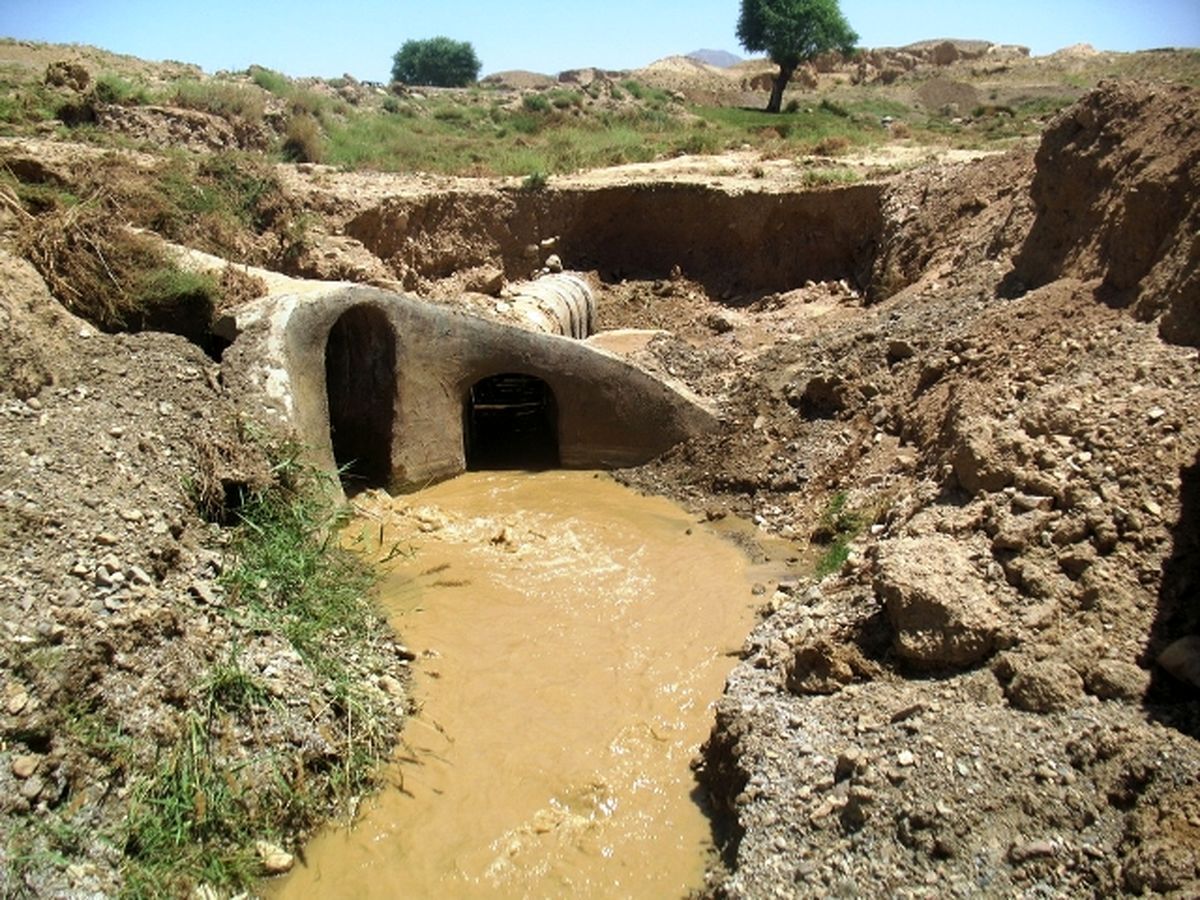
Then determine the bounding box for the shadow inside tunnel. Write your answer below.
[1143,449,1200,737]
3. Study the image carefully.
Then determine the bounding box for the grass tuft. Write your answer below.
[120,443,400,896]
[814,492,865,578]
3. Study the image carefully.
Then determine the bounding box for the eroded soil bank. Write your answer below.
[273,471,786,898]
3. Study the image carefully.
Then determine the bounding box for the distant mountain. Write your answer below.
[686,49,743,68]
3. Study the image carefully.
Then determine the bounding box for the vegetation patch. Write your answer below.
[812,491,865,577]
[119,445,402,896]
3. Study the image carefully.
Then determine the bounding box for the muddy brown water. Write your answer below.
[273,471,790,898]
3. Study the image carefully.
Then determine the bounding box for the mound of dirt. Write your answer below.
[632,55,735,96]
[1007,80,1200,346]
[480,70,556,90]
[604,82,1200,898]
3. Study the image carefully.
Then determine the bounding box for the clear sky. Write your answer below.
[1,1,1197,81]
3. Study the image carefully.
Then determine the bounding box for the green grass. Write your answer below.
[814,492,865,578]
[169,79,265,123]
[119,444,399,896]
[248,66,290,95]
[93,73,153,106]
[0,77,61,128]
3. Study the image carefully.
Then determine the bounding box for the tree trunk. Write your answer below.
[766,64,792,114]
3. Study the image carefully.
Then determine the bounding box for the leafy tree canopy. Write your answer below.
[391,36,481,88]
[737,0,858,71]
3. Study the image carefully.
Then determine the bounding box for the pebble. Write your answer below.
[1010,839,1056,863]
[11,755,39,778]
[8,689,30,714]
[129,566,153,586]
[378,675,405,699]
[255,840,295,874]
[897,750,916,767]
[19,774,44,800]
[189,582,220,606]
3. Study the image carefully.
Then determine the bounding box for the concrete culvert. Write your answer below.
[324,304,396,490]
[505,273,596,338]
[464,373,559,470]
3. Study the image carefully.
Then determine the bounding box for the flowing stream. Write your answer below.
[272,470,789,898]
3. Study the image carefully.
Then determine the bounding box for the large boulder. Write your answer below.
[875,535,1003,669]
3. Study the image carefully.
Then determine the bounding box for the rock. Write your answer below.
[189,581,220,606]
[544,254,563,273]
[886,339,916,364]
[255,840,295,874]
[950,421,1014,494]
[1004,660,1084,712]
[875,535,1002,669]
[462,265,505,296]
[1157,636,1200,689]
[1084,659,1150,701]
[378,674,405,698]
[1057,545,1096,579]
[395,644,418,662]
[835,747,866,782]
[11,755,39,778]
[1009,839,1057,863]
[129,565,153,586]
[788,374,854,420]
[19,774,44,801]
[704,312,735,334]
[787,640,855,694]
[7,689,30,714]
[897,749,916,767]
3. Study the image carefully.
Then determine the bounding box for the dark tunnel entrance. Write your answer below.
[465,373,559,470]
[325,305,396,491]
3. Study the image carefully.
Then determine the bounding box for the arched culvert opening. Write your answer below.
[324,304,396,491]
[464,373,559,470]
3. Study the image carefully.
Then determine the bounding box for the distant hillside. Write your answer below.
[686,48,742,68]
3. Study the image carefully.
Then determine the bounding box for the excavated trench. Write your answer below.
[282,181,881,894]
[344,181,885,296]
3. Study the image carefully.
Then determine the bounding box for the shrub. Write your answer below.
[92,73,152,106]
[249,65,289,95]
[812,134,850,155]
[391,36,481,87]
[17,199,219,338]
[281,114,324,163]
[522,93,550,113]
[170,79,265,123]
[819,97,850,117]
[521,170,548,192]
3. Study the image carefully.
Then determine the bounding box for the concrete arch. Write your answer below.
[224,284,717,495]
[324,303,396,490]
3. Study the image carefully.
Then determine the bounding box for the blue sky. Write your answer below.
[1,1,1196,81]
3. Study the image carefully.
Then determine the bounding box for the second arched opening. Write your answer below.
[464,373,559,470]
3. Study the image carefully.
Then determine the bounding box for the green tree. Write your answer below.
[391,36,481,88]
[737,0,858,113]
